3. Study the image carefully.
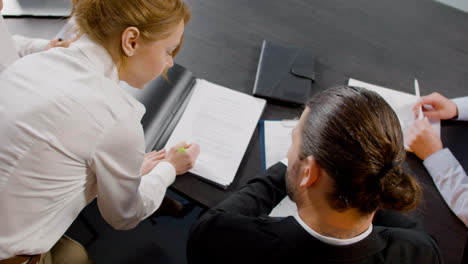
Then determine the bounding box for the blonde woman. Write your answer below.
[0,0,198,263]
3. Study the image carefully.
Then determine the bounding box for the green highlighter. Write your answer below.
[178,147,186,153]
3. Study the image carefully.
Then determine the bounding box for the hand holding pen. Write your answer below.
[411,92,458,120]
[405,79,446,160]
[165,141,200,175]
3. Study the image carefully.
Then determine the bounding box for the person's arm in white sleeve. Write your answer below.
[424,148,468,228]
[12,35,73,57]
[452,96,468,121]
[0,15,19,71]
[12,35,49,57]
[89,116,175,230]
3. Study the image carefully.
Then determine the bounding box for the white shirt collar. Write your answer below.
[72,34,120,84]
[293,211,373,246]
[71,35,146,115]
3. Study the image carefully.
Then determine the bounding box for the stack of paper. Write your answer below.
[164,79,266,189]
[270,196,297,217]
[259,120,299,217]
[260,120,298,171]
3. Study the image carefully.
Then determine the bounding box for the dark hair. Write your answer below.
[301,85,421,214]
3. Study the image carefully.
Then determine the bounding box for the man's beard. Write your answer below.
[285,161,301,203]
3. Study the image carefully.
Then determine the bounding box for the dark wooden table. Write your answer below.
[175,2,468,262]
[5,0,468,263]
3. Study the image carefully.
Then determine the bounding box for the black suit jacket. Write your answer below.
[187,163,442,264]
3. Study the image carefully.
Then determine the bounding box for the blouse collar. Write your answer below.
[73,34,120,84]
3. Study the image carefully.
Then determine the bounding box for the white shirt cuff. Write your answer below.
[423,148,459,181]
[138,161,176,217]
[143,161,176,188]
[12,35,49,57]
[452,97,468,121]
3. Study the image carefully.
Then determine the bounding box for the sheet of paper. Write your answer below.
[164,79,266,187]
[270,196,297,217]
[348,79,441,144]
[0,16,19,70]
[261,120,298,217]
[264,120,298,169]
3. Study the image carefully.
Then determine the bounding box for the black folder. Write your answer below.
[252,40,316,105]
[126,64,196,152]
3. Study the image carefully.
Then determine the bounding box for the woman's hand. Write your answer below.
[164,141,200,175]
[140,149,167,175]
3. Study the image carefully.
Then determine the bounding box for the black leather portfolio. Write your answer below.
[252,40,316,105]
[125,64,196,153]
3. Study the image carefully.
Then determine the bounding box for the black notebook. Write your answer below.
[253,40,316,106]
[123,64,266,189]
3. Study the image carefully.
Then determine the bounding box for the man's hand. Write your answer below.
[412,92,458,120]
[405,118,443,160]
[164,141,200,175]
[141,149,166,175]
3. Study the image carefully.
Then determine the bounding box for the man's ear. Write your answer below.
[299,156,320,188]
[121,27,140,57]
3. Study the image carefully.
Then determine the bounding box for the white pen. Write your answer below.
[414,78,424,120]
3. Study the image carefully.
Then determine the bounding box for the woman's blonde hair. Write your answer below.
[74,0,191,68]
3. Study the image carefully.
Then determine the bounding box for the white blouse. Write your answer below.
[0,15,49,73]
[0,15,19,72]
[12,35,49,57]
[0,35,175,259]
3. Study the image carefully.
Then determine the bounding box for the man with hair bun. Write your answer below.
[187,85,441,264]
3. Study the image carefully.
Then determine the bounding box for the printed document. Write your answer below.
[263,120,297,169]
[270,196,297,217]
[164,79,266,188]
[261,120,299,217]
